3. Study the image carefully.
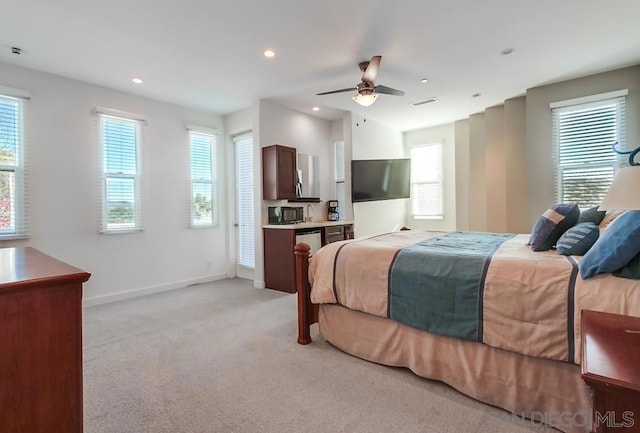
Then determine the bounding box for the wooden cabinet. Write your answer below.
[262,144,297,200]
[0,247,90,433]
[581,310,640,433]
[264,224,353,293]
[264,228,297,293]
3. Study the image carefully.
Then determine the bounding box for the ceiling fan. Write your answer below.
[316,55,405,107]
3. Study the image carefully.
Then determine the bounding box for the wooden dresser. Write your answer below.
[0,247,91,433]
[581,310,640,433]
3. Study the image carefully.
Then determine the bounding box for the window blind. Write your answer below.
[190,130,217,227]
[552,94,626,207]
[410,143,443,219]
[99,113,143,233]
[234,133,255,268]
[0,93,28,239]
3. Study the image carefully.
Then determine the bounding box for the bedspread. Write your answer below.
[308,230,640,363]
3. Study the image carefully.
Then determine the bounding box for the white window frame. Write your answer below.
[551,90,627,207]
[0,89,28,240]
[97,109,144,234]
[189,127,218,228]
[410,142,443,220]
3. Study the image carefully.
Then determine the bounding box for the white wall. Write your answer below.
[351,114,406,237]
[503,96,529,234]
[484,105,507,232]
[403,123,456,231]
[454,119,470,231]
[258,100,333,223]
[329,115,354,222]
[0,61,227,304]
[526,64,640,227]
[468,112,487,231]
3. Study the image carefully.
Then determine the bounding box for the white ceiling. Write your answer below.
[2,0,639,131]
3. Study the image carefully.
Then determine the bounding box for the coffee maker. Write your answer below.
[327,200,339,221]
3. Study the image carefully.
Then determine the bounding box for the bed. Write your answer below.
[293,226,640,433]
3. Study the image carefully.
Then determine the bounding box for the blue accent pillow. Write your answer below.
[529,203,580,252]
[578,206,606,225]
[579,210,640,279]
[556,222,599,256]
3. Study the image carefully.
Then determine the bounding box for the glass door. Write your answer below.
[233,133,255,279]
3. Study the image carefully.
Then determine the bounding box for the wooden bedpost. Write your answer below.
[294,242,318,344]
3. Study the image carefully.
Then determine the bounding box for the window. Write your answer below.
[334,140,345,218]
[410,142,443,219]
[552,90,627,207]
[189,129,218,227]
[234,133,254,268]
[99,111,142,233]
[0,92,27,239]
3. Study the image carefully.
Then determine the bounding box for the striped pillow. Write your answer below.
[556,222,599,256]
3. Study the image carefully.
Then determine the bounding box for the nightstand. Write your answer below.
[581,310,640,432]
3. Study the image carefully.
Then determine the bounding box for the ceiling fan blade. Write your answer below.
[374,85,405,96]
[316,87,358,96]
[362,55,381,83]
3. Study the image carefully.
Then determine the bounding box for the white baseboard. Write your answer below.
[253,280,266,289]
[83,273,227,307]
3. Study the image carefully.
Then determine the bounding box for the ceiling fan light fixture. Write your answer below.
[352,93,378,107]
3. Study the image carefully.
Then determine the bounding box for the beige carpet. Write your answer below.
[83,278,555,433]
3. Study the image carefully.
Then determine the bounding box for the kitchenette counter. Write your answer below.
[263,221,354,293]
[263,220,354,229]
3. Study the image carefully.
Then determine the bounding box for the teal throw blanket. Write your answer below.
[389,231,514,341]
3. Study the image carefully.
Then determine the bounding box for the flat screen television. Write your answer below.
[351,158,411,203]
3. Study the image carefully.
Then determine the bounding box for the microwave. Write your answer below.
[268,206,304,225]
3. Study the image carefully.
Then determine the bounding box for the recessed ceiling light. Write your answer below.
[312,107,319,111]
[501,48,514,55]
[131,77,143,84]
[264,49,275,58]
[420,78,428,83]
[472,93,481,98]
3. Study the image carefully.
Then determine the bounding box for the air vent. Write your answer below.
[410,97,438,107]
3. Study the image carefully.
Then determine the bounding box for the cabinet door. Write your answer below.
[263,228,297,293]
[262,145,296,200]
[276,146,297,199]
